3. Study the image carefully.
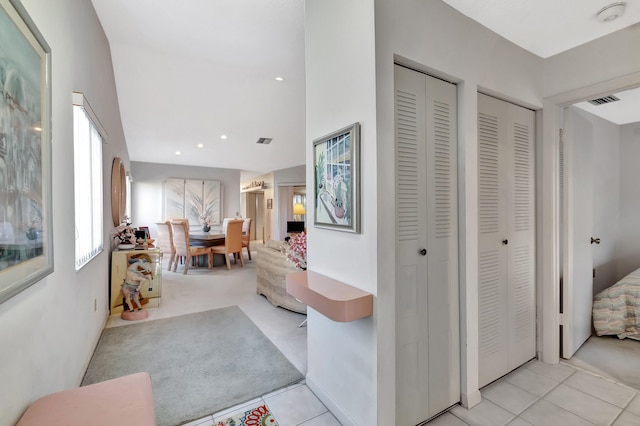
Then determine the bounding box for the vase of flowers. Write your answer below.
[199,214,213,232]
[285,232,307,270]
[25,213,42,240]
[113,223,136,249]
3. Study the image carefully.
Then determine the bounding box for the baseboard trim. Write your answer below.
[461,389,482,408]
[306,377,357,426]
[77,311,109,386]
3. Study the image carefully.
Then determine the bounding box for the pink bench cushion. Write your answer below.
[17,372,155,426]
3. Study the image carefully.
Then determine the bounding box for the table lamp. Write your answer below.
[293,203,306,221]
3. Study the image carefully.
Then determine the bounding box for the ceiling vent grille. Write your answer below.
[587,95,620,106]
[256,137,272,144]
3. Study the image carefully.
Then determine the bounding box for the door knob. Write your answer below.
[502,239,509,245]
[591,237,601,245]
[419,248,427,256]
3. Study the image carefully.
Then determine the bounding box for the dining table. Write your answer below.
[189,229,226,246]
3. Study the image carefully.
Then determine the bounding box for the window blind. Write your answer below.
[73,102,104,270]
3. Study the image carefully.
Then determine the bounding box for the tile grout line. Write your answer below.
[292,408,331,426]
[559,374,637,410]
[540,387,616,426]
[477,365,570,426]
[557,360,638,421]
[448,361,638,426]
[559,359,640,393]
[506,370,564,400]
[449,410,473,425]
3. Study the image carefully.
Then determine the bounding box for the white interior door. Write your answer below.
[478,94,535,387]
[562,106,594,359]
[394,64,459,424]
[477,95,509,386]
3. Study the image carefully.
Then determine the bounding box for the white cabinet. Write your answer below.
[110,248,162,314]
[477,93,536,387]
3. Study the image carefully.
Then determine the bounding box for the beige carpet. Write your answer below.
[106,249,308,374]
[566,335,640,390]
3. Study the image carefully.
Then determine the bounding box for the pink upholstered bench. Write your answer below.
[17,372,155,426]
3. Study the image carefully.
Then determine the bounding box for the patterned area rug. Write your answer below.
[217,404,279,426]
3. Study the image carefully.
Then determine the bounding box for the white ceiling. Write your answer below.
[90,0,306,174]
[91,1,640,174]
[440,0,640,59]
[441,0,640,125]
[574,86,640,125]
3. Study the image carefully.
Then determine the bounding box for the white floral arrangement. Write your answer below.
[29,213,42,230]
[113,224,136,245]
[199,214,214,226]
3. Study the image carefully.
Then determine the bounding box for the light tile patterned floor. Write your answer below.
[181,382,341,426]
[445,360,640,426]
[183,359,639,426]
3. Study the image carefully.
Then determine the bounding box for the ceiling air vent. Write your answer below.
[587,95,620,106]
[256,137,272,144]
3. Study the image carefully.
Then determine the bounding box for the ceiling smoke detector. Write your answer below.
[256,137,272,144]
[596,2,626,23]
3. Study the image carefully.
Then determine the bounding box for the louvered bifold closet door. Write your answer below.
[505,102,536,372]
[394,64,459,425]
[478,94,509,387]
[425,74,460,415]
[477,93,536,388]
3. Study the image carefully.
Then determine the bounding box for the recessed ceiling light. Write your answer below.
[175,150,181,155]
[275,77,284,81]
[220,135,228,140]
[596,2,626,23]
[197,143,203,148]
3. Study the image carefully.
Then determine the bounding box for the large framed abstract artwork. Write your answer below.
[163,178,222,227]
[313,123,360,233]
[0,0,53,304]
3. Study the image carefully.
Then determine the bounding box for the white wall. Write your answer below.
[273,164,305,239]
[274,164,305,185]
[306,0,545,423]
[305,1,378,425]
[617,122,640,279]
[544,26,640,98]
[129,161,240,236]
[373,0,543,421]
[0,1,129,424]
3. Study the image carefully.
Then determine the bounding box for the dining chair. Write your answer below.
[154,221,176,271]
[167,218,188,266]
[241,218,252,260]
[211,219,244,270]
[221,217,234,234]
[170,220,212,274]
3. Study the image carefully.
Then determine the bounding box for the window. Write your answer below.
[73,92,105,269]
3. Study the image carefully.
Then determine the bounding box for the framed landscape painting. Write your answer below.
[0,0,53,304]
[313,122,360,233]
